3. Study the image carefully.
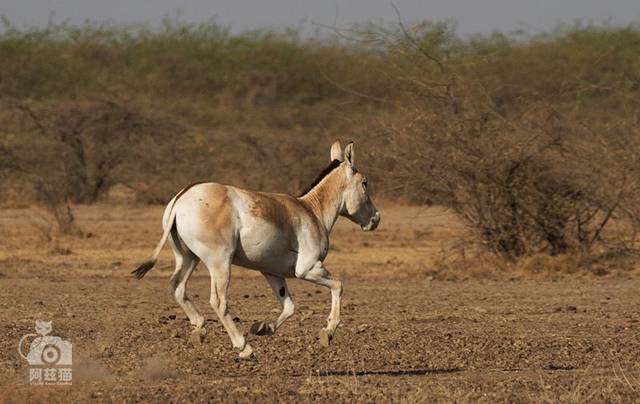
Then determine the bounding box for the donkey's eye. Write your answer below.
[362,179,368,190]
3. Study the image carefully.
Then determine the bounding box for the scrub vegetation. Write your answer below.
[1,18,639,270]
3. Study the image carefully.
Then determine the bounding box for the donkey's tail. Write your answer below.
[132,182,206,279]
[131,204,177,279]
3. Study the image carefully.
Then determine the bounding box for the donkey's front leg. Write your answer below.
[300,261,343,347]
[250,273,295,336]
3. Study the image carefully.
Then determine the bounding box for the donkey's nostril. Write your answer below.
[370,212,380,230]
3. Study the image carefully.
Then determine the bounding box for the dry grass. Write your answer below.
[1,202,638,279]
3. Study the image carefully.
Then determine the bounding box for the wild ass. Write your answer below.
[132,141,380,359]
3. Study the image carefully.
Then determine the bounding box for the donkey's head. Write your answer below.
[331,141,381,231]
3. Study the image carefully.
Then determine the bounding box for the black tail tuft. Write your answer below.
[131,259,156,279]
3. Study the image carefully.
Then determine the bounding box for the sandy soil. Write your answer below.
[1,204,639,402]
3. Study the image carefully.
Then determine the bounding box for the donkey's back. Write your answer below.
[170,182,322,277]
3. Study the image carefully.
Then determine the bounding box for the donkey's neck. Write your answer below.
[299,169,345,234]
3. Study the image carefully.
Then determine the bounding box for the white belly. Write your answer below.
[232,218,298,277]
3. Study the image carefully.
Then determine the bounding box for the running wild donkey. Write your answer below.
[132,141,380,359]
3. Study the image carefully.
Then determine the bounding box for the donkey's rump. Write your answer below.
[173,183,236,253]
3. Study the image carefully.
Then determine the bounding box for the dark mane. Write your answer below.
[298,159,343,197]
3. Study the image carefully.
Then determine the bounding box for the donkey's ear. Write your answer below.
[330,141,343,161]
[344,142,355,167]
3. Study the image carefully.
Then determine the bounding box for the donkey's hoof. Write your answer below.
[250,321,274,336]
[318,328,333,348]
[191,315,205,329]
[238,344,254,360]
[190,327,206,347]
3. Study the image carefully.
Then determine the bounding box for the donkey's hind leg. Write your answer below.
[250,273,294,336]
[167,228,204,329]
[203,249,254,359]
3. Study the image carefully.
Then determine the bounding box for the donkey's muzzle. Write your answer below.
[362,211,380,231]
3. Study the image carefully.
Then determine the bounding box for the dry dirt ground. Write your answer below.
[1,203,639,402]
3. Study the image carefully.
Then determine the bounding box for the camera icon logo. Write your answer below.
[19,320,72,371]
